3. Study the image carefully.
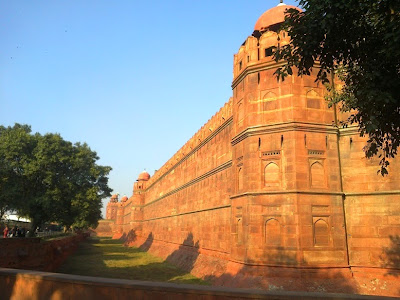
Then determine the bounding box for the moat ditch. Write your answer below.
[56,236,208,285]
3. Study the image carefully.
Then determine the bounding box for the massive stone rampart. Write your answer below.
[98,3,400,294]
[116,99,235,263]
[146,98,233,189]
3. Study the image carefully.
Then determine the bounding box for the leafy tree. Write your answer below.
[0,124,36,220]
[69,142,111,229]
[274,0,400,175]
[0,124,112,233]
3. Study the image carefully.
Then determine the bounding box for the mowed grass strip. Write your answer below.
[57,237,208,285]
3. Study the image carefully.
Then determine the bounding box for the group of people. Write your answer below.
[2,225,28,238]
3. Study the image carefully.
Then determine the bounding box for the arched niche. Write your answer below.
[314,218,330,246]
[265,218,281,246]
[262,91,277,110]
[306,88,321,109]
[310,161,325,188]
[264,162,280,188]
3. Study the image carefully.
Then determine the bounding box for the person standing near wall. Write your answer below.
[3,225,9,238]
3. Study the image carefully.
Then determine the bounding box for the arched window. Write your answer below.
[264,162,280,188]
[310,161,325,188]
[314,218,330,246]
[265,218,281,246]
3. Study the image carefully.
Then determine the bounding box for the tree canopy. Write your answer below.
[274,0,400,175]
[0,124,112,231]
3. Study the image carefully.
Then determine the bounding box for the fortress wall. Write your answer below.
[100,4,400,286]
[105,202,118,221]
[142,206,232,254]
[338,130,400,271]
[345,194,400,270]
[235,193,348,267]
[339,131,400,192]
[142,165,233,222]
[144,99,233,192]
[143,122,233,208]
[130,99,235,258]
[235,129,340,192]
[231,193,300,264]
[121,200,132,233]
[94,220,114,237]
[292,130,342,191]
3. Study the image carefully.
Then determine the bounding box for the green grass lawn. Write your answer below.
[57,237,208,285]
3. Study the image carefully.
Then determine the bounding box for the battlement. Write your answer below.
[145,98,233,187]
[233,30,291,81]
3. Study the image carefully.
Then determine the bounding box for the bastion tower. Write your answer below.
[230,2,348,269]
[100,2,400,288]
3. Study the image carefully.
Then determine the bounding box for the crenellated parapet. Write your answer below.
[233,2,299,84]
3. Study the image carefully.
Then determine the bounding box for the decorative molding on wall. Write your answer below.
[308,150,325,156]
[146,116,233,191]
[142,204,231,222]
[262,150,281,157]
[230,190,400,199]
[232,61,287,89]
[338,125,360,136]
[345,190,400,196]
[230,190,345,199]
[232,122,339,146]
[144,160,233,208]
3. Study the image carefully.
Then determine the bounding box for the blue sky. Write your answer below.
[1,0,298,217]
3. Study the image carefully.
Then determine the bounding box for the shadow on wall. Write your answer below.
[116,232,203,284]
[120,229,137,245]
[165,232,200,273]
[118,230,153,250]
[117,232,360,294]
[203,250,358,295]
[123,231,201,274]
[382,235,400,296]
[139,232,154,252]
[130,232,359,294]
[382,235,400,277]
[115,230,400,296]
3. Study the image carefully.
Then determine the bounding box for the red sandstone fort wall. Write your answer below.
[338,130,400,272]
[100,4,400,291]
[115,100,235,261]
[142,106,233,257]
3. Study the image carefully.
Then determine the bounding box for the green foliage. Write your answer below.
[0,124,36,220]
[0,124,112,230]
[274,0,400,175]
